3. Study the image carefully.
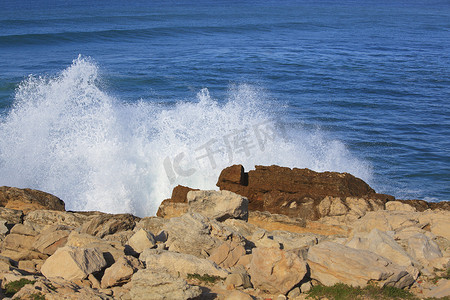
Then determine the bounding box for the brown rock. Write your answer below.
[156,185,198,217]
[216,165,391,220]
[0,186,65,213]
[79,213,140,238]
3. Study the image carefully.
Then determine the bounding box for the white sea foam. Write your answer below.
[0,57,372,216]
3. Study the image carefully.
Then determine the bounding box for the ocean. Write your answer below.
[0,0,449,216]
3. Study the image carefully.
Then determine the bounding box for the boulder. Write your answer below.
[307,241,414,288]
[140,249,229,278]
[0,207,23,225]
[407,233,443,267]
[216,165,391,220]
[346,229,417,268]
[32,225,70,255]
[134,216,168,235]
[248,247,307,294]
[0,186,65,213]
[418,210,450,240]
[23,210,91,231]
[41,246,107,281]
[78,213,139,238]
[156,185,198,218]
[187,190,249,221]
[208,240,246,269]
[101,256,143,288]
[127,228,156,253]
[129,267,202,300]
[385,201,416,212]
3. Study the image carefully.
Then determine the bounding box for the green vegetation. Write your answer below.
[186,273,225,284]
[431,267,450,284]
[4,278,36,297]
[307,283,416,300]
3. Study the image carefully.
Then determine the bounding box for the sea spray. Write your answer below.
[0,57,372,217]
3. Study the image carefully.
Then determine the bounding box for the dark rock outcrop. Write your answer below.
[216,165,393,220]
[0,186,65,213]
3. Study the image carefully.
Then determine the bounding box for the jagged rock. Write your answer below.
[134,216,168,235]
[0,186,65,213]
[385,201,416,212]
[248,247,307,294]
[129,267,202,300]
[351,210,421,233]
[208,240,246,269]
[24,210,91,231]
[101,256,143,288]
[102,230,134,246]
[41,246,107,281]
[418,210,450,240]
[79,213,139,238]
[225,270,252,289]
[127,228,156,253]
[407,233,443,267]
[140,249,229,278]
[216,165,391,220]
[2,233,36,251]
[0,219,8,235]
[0,207,23,225]
[187,190,249,221]
[270,230,321,251]
[32,225,70,255]
[346,229,417,268]
[66,231,125,266]
[18,260,37,273]
[156,185,198,218]
[251,229,281,249]
[10,223,38,236]
[307,241,414,288]
[162,212,241,258]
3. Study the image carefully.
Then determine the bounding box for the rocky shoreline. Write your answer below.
[0,165,449,299]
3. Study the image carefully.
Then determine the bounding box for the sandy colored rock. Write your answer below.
[423,279,450,299]
[224,290,254,300]
[24,210,90,231]
[129,267,202,300]
[407,233,442,267]
[32,225,70,255]
[41,246,107,281]
[134,216,168,235]
[0,207,23,225]
[346,228,417,268]
[248,247,307,294]
[141,249,229,278]
[10,223,37,236]
[187,190,249,221]
[307,241,414,288]
[127,228,156,253]
[79,213,139,238]
[209,240,246,269]
[2,233,36,250]
[351,210,421,233]
[0,186,65,213]
[101,256,143,288]
[156,201,188,219]
[385,201,416,212]
[419,210,450,240]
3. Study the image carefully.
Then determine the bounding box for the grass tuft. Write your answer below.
[4,278,36,297]
[187,273,225,284]
[307,283,416,300]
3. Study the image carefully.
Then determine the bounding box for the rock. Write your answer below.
[0,207,23,224]
[419,210,450,240]
[251,229,281,249]
[216,165,391,220]
[287,287,301,298]
[79,213,139,238]
[140,249,229,278]
[307,241,414,288]
[224,290,254,300]
[102,230,134,246]
[155,201,188,219]
[187,190,249,221]
[385,201,416,212]
[2,233,36,251]
[66,231,125,266]
[23,210,91,231]
[101,256,143,288]
[248,247,307,294]
[10,223,38,236]
[300,281,312,293]
[209,240,246,269]
[407,233,442,267]
[351,210,421,233]
[162,212,238,258]
[18,260,37,273]
[346,229,417,268]
[32,225,70,255]
[127,229,156,254]
[0,219,8,235]
[0,186,65,213]
[225,271,252,289]
[129,267,202,300]
[270,230,321,251]
[423,279,450,298]
[134,216,168,235]
[41,246,107,281]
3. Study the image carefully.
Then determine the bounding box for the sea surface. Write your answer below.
[0,0,449,216]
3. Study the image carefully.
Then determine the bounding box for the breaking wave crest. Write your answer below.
[0,57,372,216]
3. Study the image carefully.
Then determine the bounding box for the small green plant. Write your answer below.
[4,278,36,297]
[307,283,416,300]
[186,273,225,284]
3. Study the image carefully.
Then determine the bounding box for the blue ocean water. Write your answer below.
[0,0,449,216]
